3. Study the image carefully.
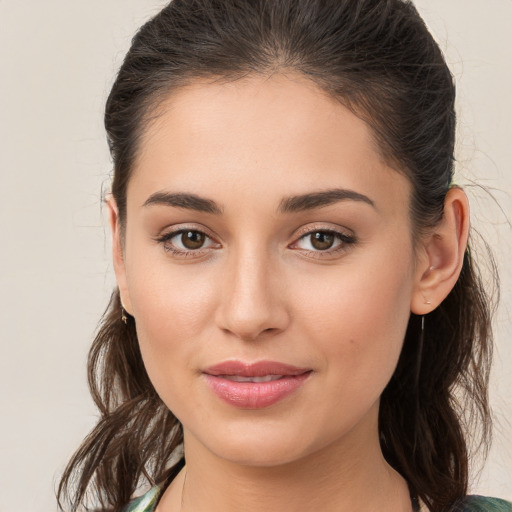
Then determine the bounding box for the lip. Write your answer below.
[202,360,312,409]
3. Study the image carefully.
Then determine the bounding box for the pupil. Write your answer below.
[182,231,205,249]
[311,232,334,250]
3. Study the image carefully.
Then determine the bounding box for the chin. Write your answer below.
[210,440,310,468]
[185,416,342,469]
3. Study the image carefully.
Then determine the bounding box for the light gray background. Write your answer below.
[0,1,510,510]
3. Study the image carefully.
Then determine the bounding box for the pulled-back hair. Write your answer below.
[58,1,497,511]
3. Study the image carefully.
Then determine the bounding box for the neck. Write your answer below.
[158,407,411,512]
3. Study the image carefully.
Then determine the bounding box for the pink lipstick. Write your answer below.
[202,360,312,409]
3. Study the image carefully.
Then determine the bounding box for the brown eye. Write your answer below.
[310,231,335,250]
[157,227,220,257]
[181,231,206,249]
[291,227,356,257]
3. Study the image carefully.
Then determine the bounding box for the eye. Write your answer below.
[177,230,207,250]
[291,228,356,256]
[305,231,337,251]
[156,228,219,257]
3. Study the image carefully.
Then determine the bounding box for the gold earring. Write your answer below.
[121,306,128,324]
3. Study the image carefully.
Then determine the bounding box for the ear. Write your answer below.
[106,195,133,316]
[410,187,470,315]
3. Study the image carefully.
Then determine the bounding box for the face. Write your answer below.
[112,73,424,467]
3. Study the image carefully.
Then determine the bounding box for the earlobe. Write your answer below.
[105,195,133,316]
[411,187,470,315]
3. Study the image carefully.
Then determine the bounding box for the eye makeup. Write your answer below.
[154,223,357,260]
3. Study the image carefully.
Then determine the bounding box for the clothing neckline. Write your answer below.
[149,479,423,512]
[126,486,512,512]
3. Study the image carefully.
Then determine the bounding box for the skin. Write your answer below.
[108,73,469,512]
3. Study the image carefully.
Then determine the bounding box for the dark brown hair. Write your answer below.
[58,1,498,511]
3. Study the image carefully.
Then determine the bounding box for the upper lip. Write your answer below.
[203,360,311,377]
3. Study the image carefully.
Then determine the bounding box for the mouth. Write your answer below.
[216,374,287,383]
[202,360,312,409]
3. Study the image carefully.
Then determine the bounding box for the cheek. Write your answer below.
[124,253,220,405]
[293,249,414,396]
[131,271,211,341]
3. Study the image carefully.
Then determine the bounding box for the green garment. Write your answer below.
[123,486,512,512]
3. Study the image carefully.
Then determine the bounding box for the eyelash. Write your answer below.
[155,226,356,259]
[156,227,219,258]
[292,226,356,259]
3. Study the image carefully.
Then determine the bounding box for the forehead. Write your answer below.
[129,73,411,217]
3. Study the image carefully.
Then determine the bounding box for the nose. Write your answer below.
[215,246,290,341]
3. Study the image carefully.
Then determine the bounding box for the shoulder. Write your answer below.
[122,486,162,512]
[452,496,512,512]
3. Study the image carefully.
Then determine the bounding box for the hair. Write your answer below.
[58,1,498,511]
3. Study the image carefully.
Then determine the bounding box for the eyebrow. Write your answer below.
[142,188,375,214]
[278,188,375,213]
[143,191,223,214]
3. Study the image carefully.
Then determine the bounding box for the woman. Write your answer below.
[58,1,511,511]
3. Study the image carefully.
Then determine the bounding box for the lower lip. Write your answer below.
[203,373,311,409]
